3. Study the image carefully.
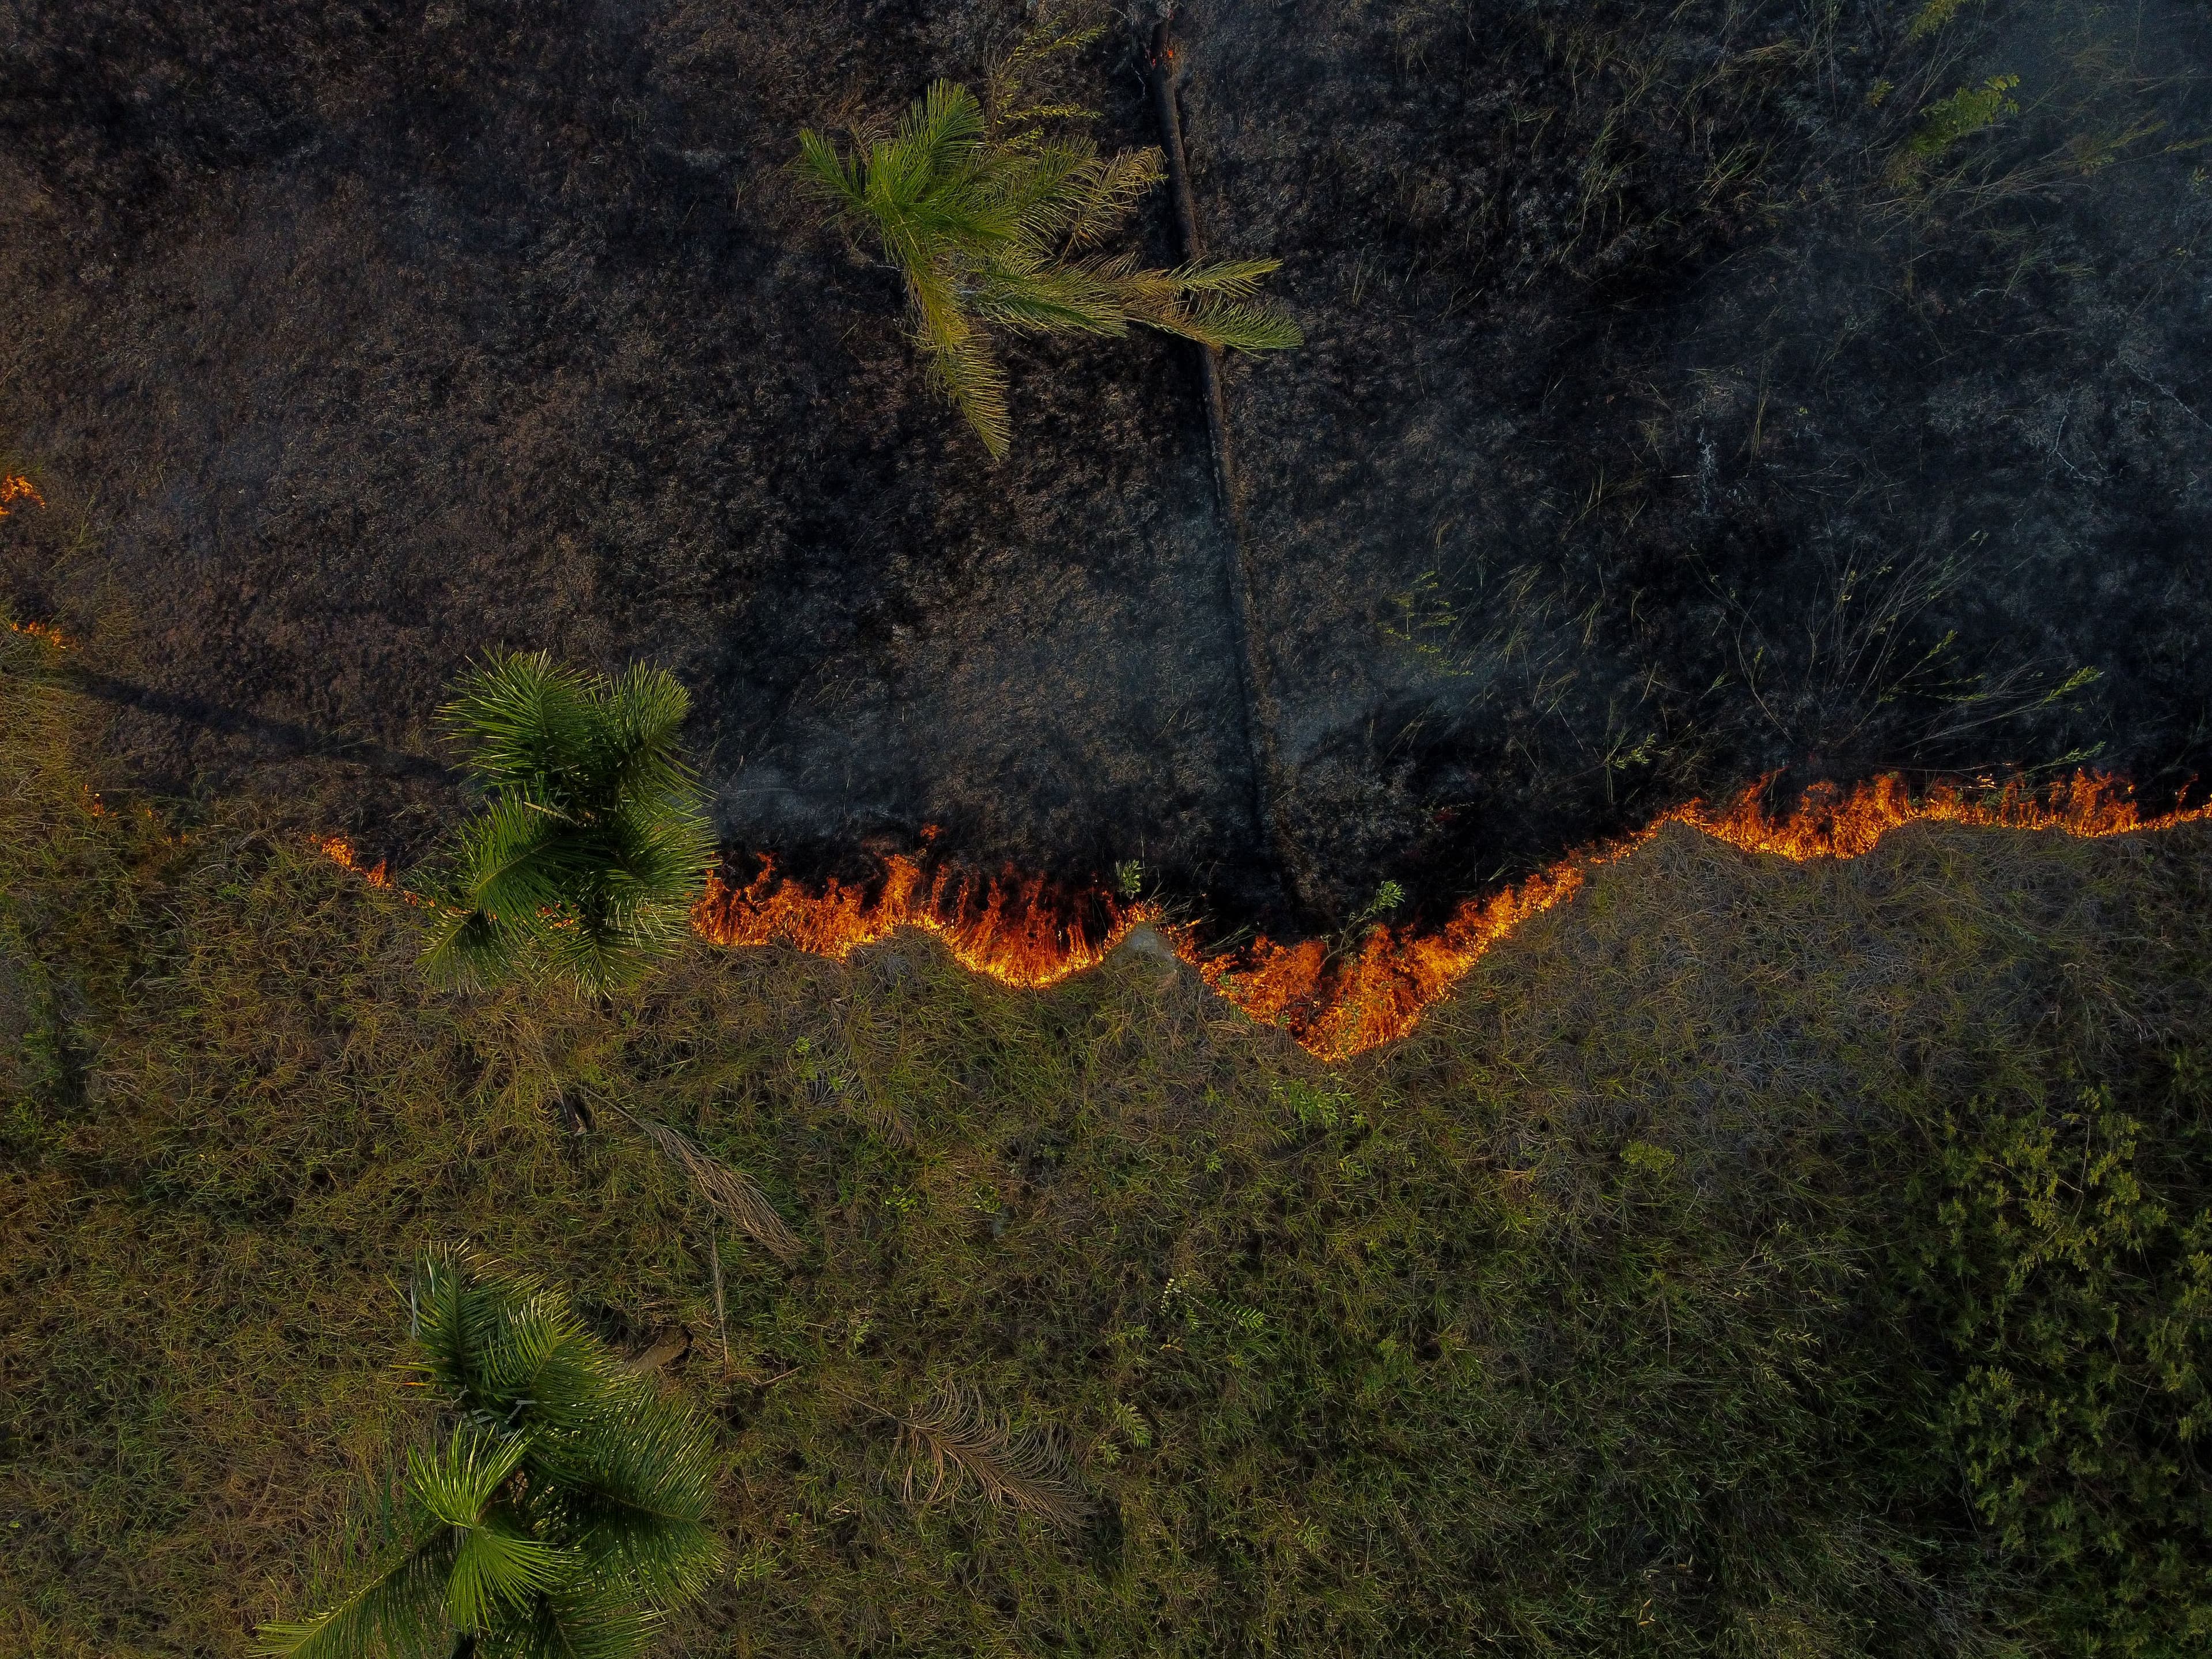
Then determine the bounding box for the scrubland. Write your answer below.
[5,662,2209,1656]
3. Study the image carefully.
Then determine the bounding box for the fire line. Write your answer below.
[693,771,2211,1060]
[310,771,2210,1061]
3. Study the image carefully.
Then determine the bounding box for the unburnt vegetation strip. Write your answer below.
[6,649,2211,1654]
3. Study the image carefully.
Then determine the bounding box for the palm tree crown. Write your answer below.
[256,1248,724,1659]
[420,652,714,999]
[798,65,1301,457]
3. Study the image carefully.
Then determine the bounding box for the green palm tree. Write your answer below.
[256,1248,724,1659]
[419,653,714,999]
[798,75,1301,458]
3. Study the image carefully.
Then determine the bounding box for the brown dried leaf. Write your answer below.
[897,1381,1088,1529]
[630,1114,804,1265]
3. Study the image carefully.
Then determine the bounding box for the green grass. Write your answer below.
[3,668,2210,1656]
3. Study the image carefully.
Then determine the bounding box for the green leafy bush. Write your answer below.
[420,652,713,998]
[1913,1087,2212,1653]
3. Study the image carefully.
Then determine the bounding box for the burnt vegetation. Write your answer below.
[0,0,2203,934]
[4,0,2212,1653]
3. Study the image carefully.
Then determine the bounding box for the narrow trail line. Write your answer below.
[1142,14,1318,916]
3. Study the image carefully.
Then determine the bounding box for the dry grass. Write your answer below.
[3,666,2209,1655]
[619,1109,807,1267]
[893,1381,1089,1531]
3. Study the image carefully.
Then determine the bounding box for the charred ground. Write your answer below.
[2,0,2209,933]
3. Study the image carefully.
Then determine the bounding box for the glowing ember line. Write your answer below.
[308,835,393,889]
[310,771,2211,1060]
[693,854,1149,988]
[1209,772,2212,1059]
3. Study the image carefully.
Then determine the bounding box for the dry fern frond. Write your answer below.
[626,1113,804,1265]
[897,1382,1088,1529]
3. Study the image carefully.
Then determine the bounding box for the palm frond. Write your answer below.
[1158,256,1285,300]
[449,795,582,912]
[445,1520,576,1635]
[415,1437,582,1635]
[992,138,1101,246]
[252,1486,454,1659]
[969,263,1129,338]
[407,1429,531,1529]
[408,1248,615,1429]
[480,1577,657,1659]
[1061,148,1164,249]
[441,652,596,802]
[906,265,1013,457]
[1148,298,1305,354]
[876,79,986,218]
[794,128,867,221]
[526,1384,724,1604]
[897,1381,1089,1529]
[590,663,695,798]
[407,1247,512,1404]
[624,1112,804,1264]
[416,899,532,994]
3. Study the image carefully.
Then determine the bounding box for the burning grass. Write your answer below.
[5,661,2211,1656]
[0,474,42,518]
[696,770,2212,1062]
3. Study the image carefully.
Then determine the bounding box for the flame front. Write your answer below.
[694,854,1147,989]
[309,835,393,889]
[1236,772,2211,1059]
[309,771,2211,1060]
[688,772,2211,1059]
[6,616,69,648]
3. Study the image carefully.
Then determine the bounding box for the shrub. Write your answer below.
[1910,1087,2212,1653]
[797,32,1300,458]
[419,652,713,999]
[255,1248,724,1659]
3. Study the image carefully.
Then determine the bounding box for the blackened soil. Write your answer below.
[3,0,2210,934]
[1184,0,2212,921]
[0,0,1278,916]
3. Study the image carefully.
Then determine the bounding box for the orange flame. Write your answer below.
[6,616,70,649]
[308,835,392,889]
[694,854,1147,988]
[310,771,2211,1060]
[0,474,42,518]
[1226,772,2211,1059]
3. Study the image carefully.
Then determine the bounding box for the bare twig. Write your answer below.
[710,1230,729,1367]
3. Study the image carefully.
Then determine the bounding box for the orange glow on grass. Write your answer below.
[0,474,43,517]
[312,771,2211,1059]
[308,835,393,889]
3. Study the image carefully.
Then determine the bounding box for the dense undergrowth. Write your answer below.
[3,663,2210,1656]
